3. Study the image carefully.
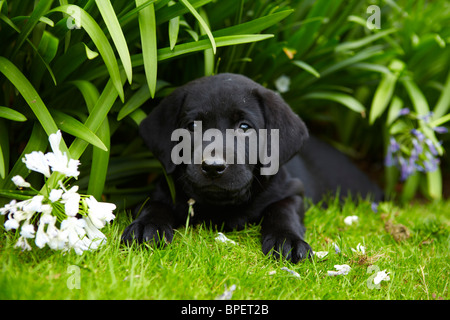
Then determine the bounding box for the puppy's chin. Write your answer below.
[199,185,252,205]
[183,180,253,206]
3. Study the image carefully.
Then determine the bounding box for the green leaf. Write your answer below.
[292,60,320,78]
[0,120,7,179]
[335,29,397,52]
[0,107,27,122]
[301,91,366,114]
[212,9,293,37]
[95,0,132,84]
[426,168,442,200]
[51,110,108,151]
[169,16,180,50]
[179,0,216,54]
[69,74,126,160]
[12,0,54,56]
[136,0,158,98]
[369,72,397,124]
[155,34,274,62]
[88,118,110,200]
[117,84,151,121]
[432,70,450,119]
[49,5,125,102]
[84,43,99,60]
[0,124,47,190]
[401,77,430,115]
[0,57,64,145]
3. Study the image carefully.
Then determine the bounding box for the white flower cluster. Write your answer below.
[1,131,116,255]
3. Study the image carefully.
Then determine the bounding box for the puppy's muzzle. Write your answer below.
[201,157,228,178]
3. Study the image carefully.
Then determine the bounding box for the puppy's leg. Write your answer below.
[261,195,312,263]
[121,202,175,248]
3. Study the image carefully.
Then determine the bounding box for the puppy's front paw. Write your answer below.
[262,233,312,263]
[121,220,174,248]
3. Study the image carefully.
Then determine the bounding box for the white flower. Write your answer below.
[35,213,56,248]
[49,189,63,202]
[351,243,366,254]
[85,196,116,229]
[83,217,107,250]
[22,195,45,214]
[46,152,80,178]
[60,217,90,255]
[374,270,390,284]
[0,200,17,216]
[47,228,68,251]
[20,222,36,239]
[215,232,237,245]
[22,151,51,178]
[327,264,351,276]
[4,217,19,231]
[274,75,291,93]
[15,236,32,251]
[314,251,329,259]
[61,186,80,217]
[344,215,359,225]
[12,175,31,188]
[46,131,80,178]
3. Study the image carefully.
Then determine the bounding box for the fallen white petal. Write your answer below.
[215,232,237,245]
[314,251,329,259]
[344,215,359,225]
[281,267,300,278]
[216,284,236,300]
[327,264,351,276]
[374,270,390,284]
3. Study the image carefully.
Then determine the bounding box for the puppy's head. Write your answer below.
[140,73,308,205]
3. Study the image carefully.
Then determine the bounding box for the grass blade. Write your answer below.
[95,0,133,84]
[49,5,125,101]
[179,0,216,54]
[136,0,158,98]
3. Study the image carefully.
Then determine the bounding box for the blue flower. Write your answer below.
[433,126,448,134]
[398,108,410,116]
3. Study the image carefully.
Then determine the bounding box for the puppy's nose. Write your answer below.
[201,158,227,178]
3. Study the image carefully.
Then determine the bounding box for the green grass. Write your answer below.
[1,199,449,300]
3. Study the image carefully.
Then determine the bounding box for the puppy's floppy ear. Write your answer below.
[139,88,186,174]
[253,87,309,165]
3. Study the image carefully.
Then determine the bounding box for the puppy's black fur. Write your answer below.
[121,73,383,263]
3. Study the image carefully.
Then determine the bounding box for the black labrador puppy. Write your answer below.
[121,73,383,263]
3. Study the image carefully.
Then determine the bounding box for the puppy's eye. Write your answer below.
[187,122,197,132]
[238,123,252,132]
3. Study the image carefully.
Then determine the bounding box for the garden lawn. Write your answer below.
[0,199,449,300]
